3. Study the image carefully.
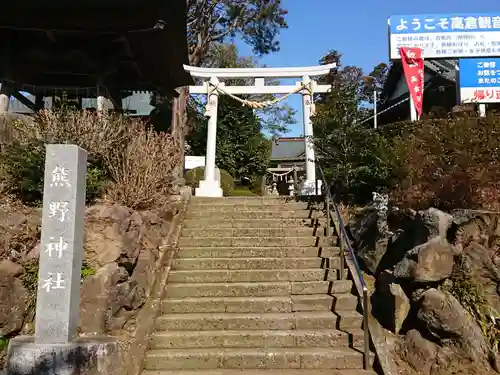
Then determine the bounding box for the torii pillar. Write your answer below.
[195,76,223,197]
[301,75,320,195]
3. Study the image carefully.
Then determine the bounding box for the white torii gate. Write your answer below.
[184,63,336,197]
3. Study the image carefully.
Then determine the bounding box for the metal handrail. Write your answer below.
[317,165,370,370]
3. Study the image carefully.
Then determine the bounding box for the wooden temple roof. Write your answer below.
[0,0,193,96]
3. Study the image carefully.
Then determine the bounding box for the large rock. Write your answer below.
[129,248,157,298]
[139,210,173,255]
[0,260,28,337]
[349,207,451,275]
[417,288,489,363]
[84,205,146,270]
[80,262,146,334]
[394,237,454,283]
[349,208,391,274]
[419,208,453,241]
[79,204,176,334]
[372,270,411,333]
[0,205,41,262]
[400,329,439,375]
[450,211,500,328]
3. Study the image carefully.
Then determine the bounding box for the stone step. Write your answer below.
[161,295,358,314]
[186,211,325,219]
[172,258,341,271]
[336,311,364,330]
[183,218,329,229]
[189,202,310,210]
[192,196,287,200]
[143,370,377,375]
[181,227,328,238]
[191,197,309,205]
[177,247,340,259]
[288,294,358,312]
[164,280,353,298]
[143,347,371,370]
[167,269,340,283]
[149,329,365,349]
[155,311,346,331]
[178,237,333,248]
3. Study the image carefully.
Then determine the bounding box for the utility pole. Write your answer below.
[373,90,378,129]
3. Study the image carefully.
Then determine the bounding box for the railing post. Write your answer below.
[339,229,345,280]
[325,197,331,237]
[363,289,370,369]
[318,165,371,370]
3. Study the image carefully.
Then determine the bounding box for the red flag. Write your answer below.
[399,47,424,119]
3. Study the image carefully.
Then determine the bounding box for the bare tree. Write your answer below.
[170,0,288,173]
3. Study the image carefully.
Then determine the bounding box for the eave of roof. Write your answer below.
[270,156,306,161]
[276,137,305,141]
[0,0,193,93]
[382,59,456,101]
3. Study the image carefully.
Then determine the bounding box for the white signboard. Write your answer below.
[389,13,500,59]
[185,156,205,170]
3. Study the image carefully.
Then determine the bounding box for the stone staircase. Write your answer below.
[142,197,375,375]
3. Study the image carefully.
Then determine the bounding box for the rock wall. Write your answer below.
[0,191,189,368]
[350,207,500,375]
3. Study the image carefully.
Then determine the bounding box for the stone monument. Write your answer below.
[5,145,120,375]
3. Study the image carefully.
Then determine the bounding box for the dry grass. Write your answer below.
[34,110,131,160]
[336,202,354,224]
[106,125,181,210]
[388,116,500,211]
[0,110,181,210]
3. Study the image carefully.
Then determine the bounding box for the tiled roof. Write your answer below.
[424,60,456,82]
[271,137,306,160]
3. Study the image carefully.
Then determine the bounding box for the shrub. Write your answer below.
[313,107,500,210]
[185,167,235,196]
[0,141,45,204]
[231,188,257,197]
[388,116,500,210]
[0,140,108,205]
[314,124,401,204]
[249,178,266,196]
[34,110,131,160]
[0,109,181,209]
[106,124,180,209]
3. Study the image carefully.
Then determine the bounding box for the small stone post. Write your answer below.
[288,177,295,196]
[0,83,10,114]
[271,181,279,196]
[5,145,120,375]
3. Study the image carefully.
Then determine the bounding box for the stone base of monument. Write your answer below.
[195,178,223,197]
[5,336,121,375]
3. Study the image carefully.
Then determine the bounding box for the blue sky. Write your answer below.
[237,1,500,136]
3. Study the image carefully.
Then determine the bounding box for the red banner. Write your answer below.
[399,47,424,119]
